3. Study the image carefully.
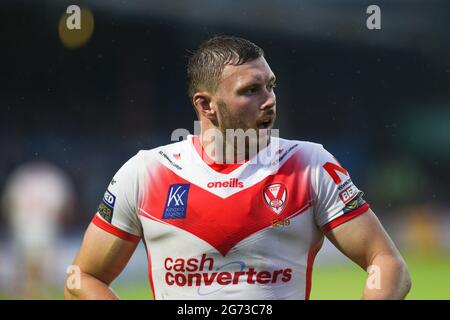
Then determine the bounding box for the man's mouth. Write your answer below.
[256,117,274,129]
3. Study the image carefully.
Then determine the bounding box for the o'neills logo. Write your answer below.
[164,254,292,287]
[207,178,244,188]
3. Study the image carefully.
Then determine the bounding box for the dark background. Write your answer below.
[1,0,449,232]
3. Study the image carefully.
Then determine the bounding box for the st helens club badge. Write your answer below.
[263,183,288,215]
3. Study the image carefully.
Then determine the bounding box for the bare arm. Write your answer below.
[64,222,139,300]
[325,208,412,299]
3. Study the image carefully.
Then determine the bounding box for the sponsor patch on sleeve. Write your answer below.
[339,182,359,204]
[97,189,116,223]
[342,191,366,214]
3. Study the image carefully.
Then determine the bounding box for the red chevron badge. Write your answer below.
[263,183,288,215]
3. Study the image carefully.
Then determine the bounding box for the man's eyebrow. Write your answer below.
[239,75,276,86]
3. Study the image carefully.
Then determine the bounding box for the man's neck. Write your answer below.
[198,128,271,164]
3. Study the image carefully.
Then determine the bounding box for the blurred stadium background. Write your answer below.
[1,0,449,299]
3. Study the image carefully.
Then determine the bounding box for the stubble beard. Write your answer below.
[216,100,271,163]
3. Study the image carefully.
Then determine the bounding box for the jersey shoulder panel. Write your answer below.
[303,143,369,231]
[138,138,192,171]
[275,137,324,167]
[93,151,147,240]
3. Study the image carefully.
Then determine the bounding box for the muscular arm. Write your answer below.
[325,208,412,300]
[64,222,139,300]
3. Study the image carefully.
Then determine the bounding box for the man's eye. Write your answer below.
[246,86,259,94]
[268,83,277,90]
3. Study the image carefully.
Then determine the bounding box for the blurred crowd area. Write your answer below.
[0,0,449,298]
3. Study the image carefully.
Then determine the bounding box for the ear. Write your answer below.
[193,92,217,122]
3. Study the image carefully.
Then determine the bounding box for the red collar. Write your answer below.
[192,135,247,174]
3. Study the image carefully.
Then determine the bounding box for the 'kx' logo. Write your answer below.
[163,184,190,219]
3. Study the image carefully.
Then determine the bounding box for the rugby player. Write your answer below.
[64,36,411,300]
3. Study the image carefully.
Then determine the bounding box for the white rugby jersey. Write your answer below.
[92,135,369,300]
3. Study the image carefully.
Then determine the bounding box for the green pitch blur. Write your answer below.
[110,254,450,300]
[309,254,450,299]
[12,253,448,300]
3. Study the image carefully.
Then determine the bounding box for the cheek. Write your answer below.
[219,95,260,126]
[233,96,261,115]
[226,106,252,127]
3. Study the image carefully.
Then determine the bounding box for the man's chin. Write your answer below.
[257,127,271,134]
[256,127,272,138]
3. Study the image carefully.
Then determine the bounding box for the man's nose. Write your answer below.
[260,90,276,110]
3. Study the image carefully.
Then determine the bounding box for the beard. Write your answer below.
[216,100,248,132]
[213,99,272,163]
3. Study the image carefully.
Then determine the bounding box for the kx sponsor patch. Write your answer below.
[163,184,190,219]
[98,189,116,223]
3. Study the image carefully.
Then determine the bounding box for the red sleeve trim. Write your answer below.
[92,214,141,243]
[321,203,370,234]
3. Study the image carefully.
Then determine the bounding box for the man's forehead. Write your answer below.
[220,57,275,84]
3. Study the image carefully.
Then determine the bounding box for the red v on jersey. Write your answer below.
[139,153,311,256]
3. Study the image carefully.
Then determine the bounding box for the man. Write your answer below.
[64,36,411,300]
[3,160,74,298]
